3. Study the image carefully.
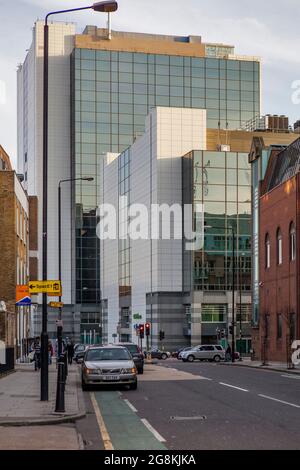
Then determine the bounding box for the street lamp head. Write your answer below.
[82,177,94,182]
[92,1,118,12]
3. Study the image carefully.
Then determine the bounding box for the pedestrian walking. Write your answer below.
[48,340,53,365]
[225,345,232,362]
[33,338,41,371]
[67,341,74,365]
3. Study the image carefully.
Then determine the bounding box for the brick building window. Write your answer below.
[265,234,271,269]
[290,223,296,262]
[277,228,282,265]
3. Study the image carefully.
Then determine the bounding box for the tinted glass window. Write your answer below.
[85,348,131,361]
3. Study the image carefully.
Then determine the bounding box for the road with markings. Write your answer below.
[76,361,300,450]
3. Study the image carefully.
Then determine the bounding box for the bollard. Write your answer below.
[55,361,65,413]
[64,351,68,380]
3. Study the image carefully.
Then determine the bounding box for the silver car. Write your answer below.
[81,345,138,391]
[181,345,225,363]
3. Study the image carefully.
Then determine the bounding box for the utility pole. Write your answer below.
[231,226,236,363]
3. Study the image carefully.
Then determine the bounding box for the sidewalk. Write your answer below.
[221,358,300,374]
[0,362,86,426]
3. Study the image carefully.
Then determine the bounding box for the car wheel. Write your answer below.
[130,380,138,390]
[138,367,144,375]
[213,355,221,363]
[187,355,195,363]
[161,353,167,360]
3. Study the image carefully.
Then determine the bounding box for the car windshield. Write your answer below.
[124,345,138,354]
[85,348,131,362]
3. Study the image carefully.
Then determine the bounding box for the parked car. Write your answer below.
[117,342,144,374]
[74,344,88,363]
[181,345,225,363]
[172,347,193,360]
[145,348,170,360]
[81,345,137,391]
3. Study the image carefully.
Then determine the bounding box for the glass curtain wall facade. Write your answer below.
[118,148,131,297]
[192,150,252,292]
[71,47,260,307]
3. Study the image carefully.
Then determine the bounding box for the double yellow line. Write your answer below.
[91,393,114,450]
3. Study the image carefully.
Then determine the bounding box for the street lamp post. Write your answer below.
[41,1,118,402]
[231,225,236,364]
[55,177,93,413]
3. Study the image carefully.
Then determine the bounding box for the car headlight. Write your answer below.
[122,368,137,375]
[86,368,99,375]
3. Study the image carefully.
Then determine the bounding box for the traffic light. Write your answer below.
[145,322,151,336]
[159,330,165,341]
[221,329,226,339]
[139,324,145,339]
[229,325,233,336]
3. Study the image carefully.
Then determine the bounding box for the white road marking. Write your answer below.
[219,382,249,392]
[258,394,300,409]
[124,399,138,413]
[141,419,166,443]
[281,374,300,380]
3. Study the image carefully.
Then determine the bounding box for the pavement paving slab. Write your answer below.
[220,359,300,374]
[0,363,85,425]
[0,425,81,450]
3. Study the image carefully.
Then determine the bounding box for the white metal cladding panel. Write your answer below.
[131,118,152,336]
[101,154,119,343]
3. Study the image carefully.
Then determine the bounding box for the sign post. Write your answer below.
[49,301,64,309]
[28,281,62,296]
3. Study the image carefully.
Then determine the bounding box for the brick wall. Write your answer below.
[0,172,17,346]
[259,175,298,362]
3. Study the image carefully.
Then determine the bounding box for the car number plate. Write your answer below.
[103,375,120,381]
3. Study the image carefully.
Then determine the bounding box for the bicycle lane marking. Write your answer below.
[92,391,167,450]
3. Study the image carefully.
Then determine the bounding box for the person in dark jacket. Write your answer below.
[33,338,41,371]
[225,345,232,362]
[67,341,75,365]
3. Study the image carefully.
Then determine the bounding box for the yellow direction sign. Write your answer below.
[48,301,64,309]
[28,281,62,295]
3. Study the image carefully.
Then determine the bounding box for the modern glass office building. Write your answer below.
[71,29,260,325]
[192,150,251,292]
[183,150,252,349]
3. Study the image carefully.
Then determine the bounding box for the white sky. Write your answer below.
[0,0,299,168]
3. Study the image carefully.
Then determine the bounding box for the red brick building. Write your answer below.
[258,138,300,363]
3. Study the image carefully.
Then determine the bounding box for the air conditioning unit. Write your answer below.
[217,144,231,152]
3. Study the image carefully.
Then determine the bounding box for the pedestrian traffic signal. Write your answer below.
[139,324,145,339]
[159,330,165,341]
[145,322,151,336]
